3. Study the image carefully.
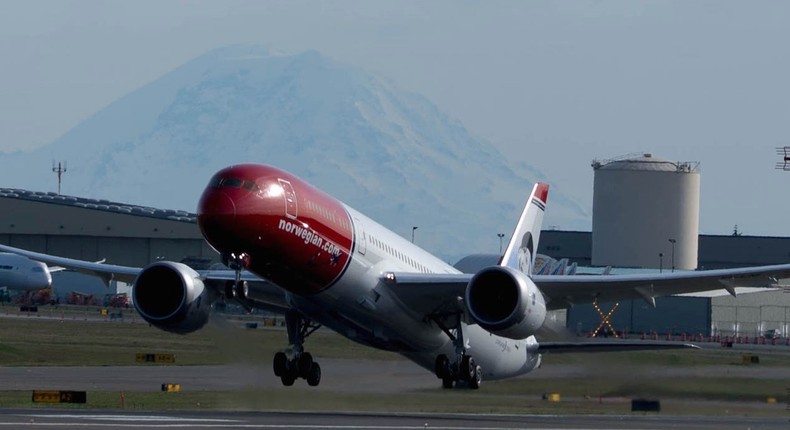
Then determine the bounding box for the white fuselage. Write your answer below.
[0,253,52,291]
[288,206,541,381]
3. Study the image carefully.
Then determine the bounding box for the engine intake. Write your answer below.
[465,266,546,340]
[133,261,216,334]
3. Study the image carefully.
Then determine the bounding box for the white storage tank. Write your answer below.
[591,153,700,270]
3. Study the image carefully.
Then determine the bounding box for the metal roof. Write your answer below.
[591,153,700,173]
[0,188,197,223]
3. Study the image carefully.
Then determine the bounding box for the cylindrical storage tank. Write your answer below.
[591,153,700,270]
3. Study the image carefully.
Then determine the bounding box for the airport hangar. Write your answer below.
[0,188,218,298]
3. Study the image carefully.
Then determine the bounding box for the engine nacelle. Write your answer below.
[465,265,547,340]
[132,261,216,334]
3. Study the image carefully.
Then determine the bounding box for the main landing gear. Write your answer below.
[432,317,482,389]
[273,309,322,387]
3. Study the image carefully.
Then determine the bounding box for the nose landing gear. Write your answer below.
[224,253,251,301]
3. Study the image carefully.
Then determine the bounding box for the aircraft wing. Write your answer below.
[0,243,289,312]
[0,243,140,285]
[534,265,790,309]
[383,273,472,316]
[385,263,790,315]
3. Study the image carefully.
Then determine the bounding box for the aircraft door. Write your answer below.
[353,217,367,255]
[278,179,298,219]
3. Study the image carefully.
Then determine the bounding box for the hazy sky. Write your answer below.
[1,1,789,236]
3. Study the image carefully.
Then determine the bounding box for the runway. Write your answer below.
[0,409,787,430]
[2,358,789,393]
[0,360,436,393]
[0,346,787,428]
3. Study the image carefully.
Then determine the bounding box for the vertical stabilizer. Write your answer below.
[500,183,549,276]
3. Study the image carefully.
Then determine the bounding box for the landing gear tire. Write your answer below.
[469,365,482,389]
[461,355,476,382]
[306,363,321,387]
[441,376,455,389]
[434,354,450,380]
[234,280,248,299]
[273,352,288,377]
[298,352,314,379]
[280,371,296,386]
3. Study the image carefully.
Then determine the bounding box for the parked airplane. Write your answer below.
[0,252,52,291]
[2,163,790,389]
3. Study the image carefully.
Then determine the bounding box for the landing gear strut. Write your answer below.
[224,253,250,301]
[273,309,322,387]
[433,316,482,389]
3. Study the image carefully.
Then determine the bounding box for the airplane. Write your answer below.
[0,252,52,291]
[2,163,790,389]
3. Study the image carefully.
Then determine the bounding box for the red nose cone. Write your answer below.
[198,190,236,219]
[197,190,236,249]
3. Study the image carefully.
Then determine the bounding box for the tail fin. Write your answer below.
[500,182,549,276]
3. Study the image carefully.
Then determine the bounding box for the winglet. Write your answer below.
[500,182,549,276]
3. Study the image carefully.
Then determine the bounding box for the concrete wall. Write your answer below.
[0,197,199,239]
[711,290,790,338]
[566,297,712,336]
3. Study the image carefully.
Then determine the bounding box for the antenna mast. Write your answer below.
[776,147,790,171]
[52,161,67,195]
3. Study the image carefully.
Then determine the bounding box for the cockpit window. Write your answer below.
[207,176,222,188]
[207,176,259,192]
[221,178,243,188]
[242,180,260,192]
[0,265,12,270]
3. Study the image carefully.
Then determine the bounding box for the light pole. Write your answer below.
[497,233,505,253]
[668,238,676,272]
[411,226,418,243]
[659,252,663,273]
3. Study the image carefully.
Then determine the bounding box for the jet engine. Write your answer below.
[132,261,217,334]
[465,265,547,340]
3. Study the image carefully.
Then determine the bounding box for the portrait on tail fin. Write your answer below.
[517,232,534,275]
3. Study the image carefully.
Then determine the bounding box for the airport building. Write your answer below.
[0,188,219,299]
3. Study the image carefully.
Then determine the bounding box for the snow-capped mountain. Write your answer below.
[0,45,588,261]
